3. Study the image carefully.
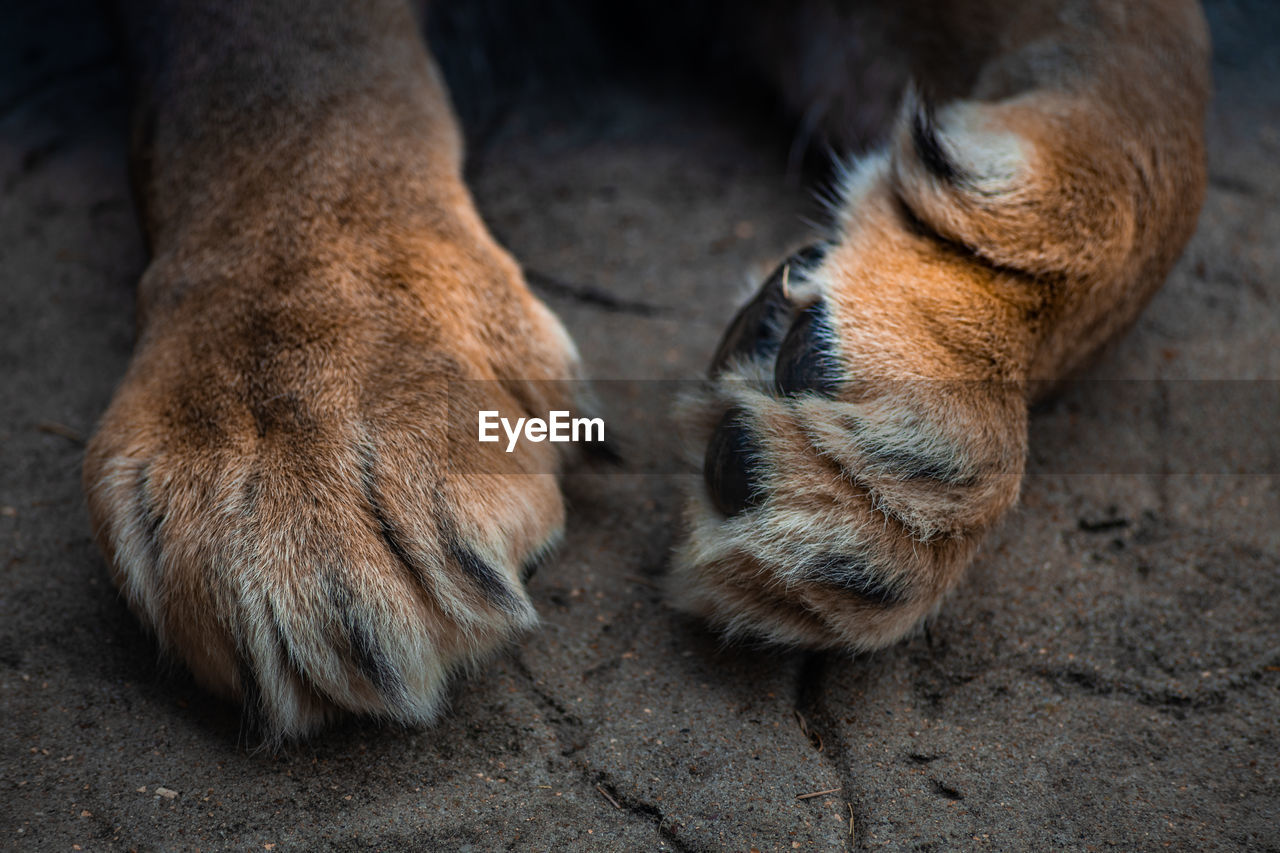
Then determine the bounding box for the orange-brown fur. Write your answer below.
[86,0,1209,739]
[673,0,1208,648]
[88,0,585,739]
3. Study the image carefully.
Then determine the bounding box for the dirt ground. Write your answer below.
[2,1,1277,850]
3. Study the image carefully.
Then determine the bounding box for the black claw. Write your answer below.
[774,301,843,398]
[703,409,767,517]
[519,545,555,585]
[911,95,964,185]
[709,245,826,376]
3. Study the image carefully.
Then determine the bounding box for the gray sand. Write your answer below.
[2,1,1277,849]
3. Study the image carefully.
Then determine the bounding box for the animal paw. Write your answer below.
[85,234,583,741]
[672,158,1034,650]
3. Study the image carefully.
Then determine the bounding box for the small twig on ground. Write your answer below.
[36,421,83,444]
[596,784,622,810]
[795,786,841,801]
[794,710,823,752]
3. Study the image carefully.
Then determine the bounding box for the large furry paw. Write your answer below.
[673,244,1027,649]
[84,238,583,742]
[671,106,1044,649]
[672,69,1207,650]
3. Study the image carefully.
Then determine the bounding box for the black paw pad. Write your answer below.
[703,409,767,517]
[709,245,826,376]
[774,301,842,398]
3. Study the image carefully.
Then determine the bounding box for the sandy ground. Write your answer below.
[2,1,1277,849]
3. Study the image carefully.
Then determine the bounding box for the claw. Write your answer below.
[709,245,826,376]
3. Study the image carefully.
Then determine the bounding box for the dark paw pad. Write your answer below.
[703,409,767,517]
[774,301,842,398]
[709,245,826,376]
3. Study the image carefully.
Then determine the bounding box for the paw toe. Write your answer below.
[86,423,557,743]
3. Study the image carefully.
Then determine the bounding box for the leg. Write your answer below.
[673,0,1209,647]
[86,0,584,740]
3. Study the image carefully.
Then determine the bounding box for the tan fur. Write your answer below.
[86,0,1209,738]
[673,0,1209,649]
[87,0,585,740]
